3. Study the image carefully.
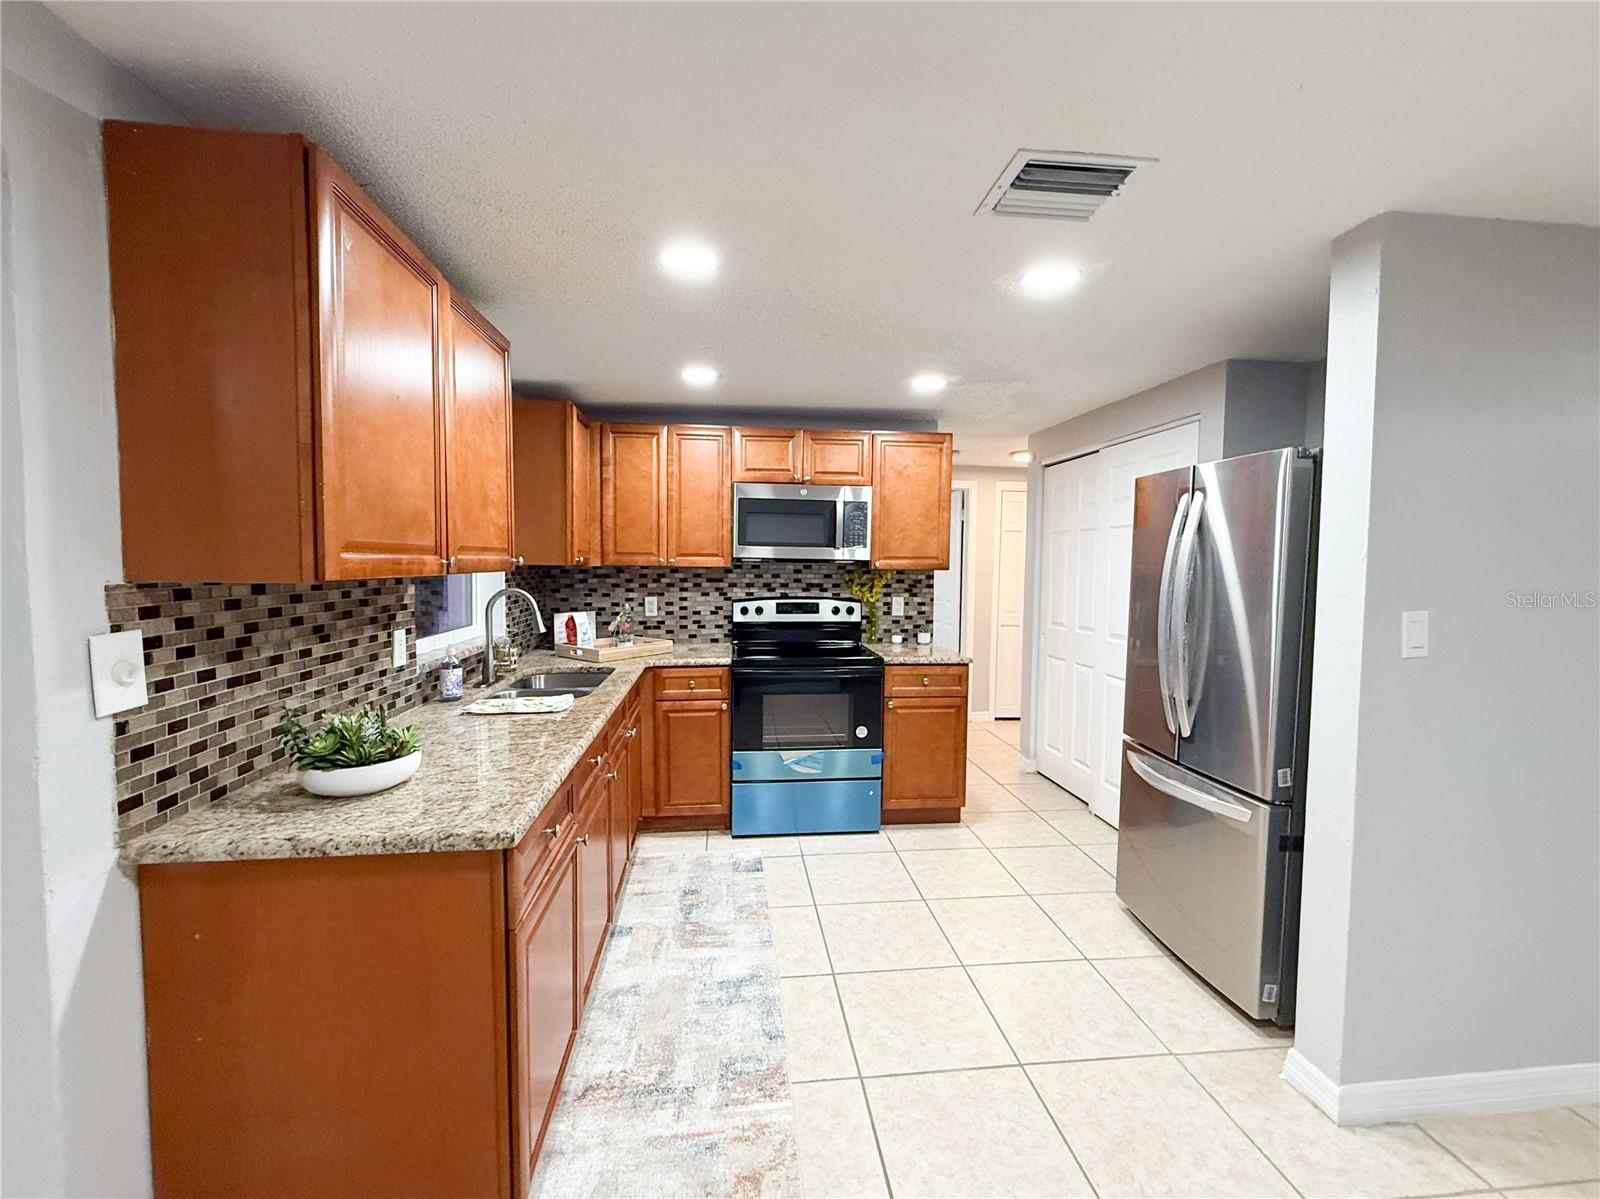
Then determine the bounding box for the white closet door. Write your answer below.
[1036,423,1198,823]
[991,482,1028,719]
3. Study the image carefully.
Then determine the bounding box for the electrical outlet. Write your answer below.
[890,595,906,617]
[88,629,148,718]
[392,628,409,668]
[644,596,660,617]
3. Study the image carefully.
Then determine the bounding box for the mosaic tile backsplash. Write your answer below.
[108,580,420,842]
[107,563,932,842]
[507,563,935,647]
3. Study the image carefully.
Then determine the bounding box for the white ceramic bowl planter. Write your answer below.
[296,750,422,798]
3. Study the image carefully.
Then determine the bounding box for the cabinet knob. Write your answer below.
[446,555,458,571]
[887,699,895,710]
[546,821,563,839]
[922,676,930,686]
[607,770,618,780]
[513,555,525,568]
[687,679,696,689]
[577,834,591,845]
[668,557,676,565]
[588,753,605,765]
[720,701,728,711]
[625,727,638,738]
[657,556,665,565]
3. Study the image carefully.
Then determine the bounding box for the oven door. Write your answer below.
[733,483,871,562]
[731,665,883,752]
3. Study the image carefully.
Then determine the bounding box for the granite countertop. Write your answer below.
[868,642,971,665]
[120,644,732,869]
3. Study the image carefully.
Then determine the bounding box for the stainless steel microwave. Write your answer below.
[732,483,872,562]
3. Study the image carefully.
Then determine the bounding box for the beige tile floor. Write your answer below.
[637,722,1600,1199]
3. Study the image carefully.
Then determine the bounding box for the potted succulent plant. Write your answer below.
[274,704,423,798]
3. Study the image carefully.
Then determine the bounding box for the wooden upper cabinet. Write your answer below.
[444,293,514,573]
[732,427,803,482]
[731,427,872,485]
[103,122,512,583]
[601,424,668,565]
[514,399,599,567]
[803,430,873,486]
[871,431,953,569]
[666,425,731,566]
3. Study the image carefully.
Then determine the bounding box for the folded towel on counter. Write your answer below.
[462,693,576,716]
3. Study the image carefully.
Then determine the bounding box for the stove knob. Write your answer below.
[845,605,855,617]
[831,605,841,616]
[754,605,765,615]
[739,605,749,616]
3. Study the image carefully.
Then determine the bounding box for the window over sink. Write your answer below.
[414,572,506,657]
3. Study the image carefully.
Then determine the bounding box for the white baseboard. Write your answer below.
[968,710,993,722]
[1019,755,1038,772]
[1283,1047,1600,1126]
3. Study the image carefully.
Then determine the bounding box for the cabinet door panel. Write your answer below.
[803,430,873,486]
[511,847,577,1191]
[576,785,611,997]
[602,423,667,565]
[652,698,731,817]
[733,427,801,482]
[314,152,446,579]
[667,425,732,566]
[446,295,514,572]
[871,432,953,570]
[884,695,968,809]
[624,702,644,848]
[606,729,630,911]
[571,410,599,566]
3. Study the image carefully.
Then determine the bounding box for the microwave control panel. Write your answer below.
[841,501,870,548]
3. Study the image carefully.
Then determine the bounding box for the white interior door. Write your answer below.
[931,488,966,651]
[991,482,1028,718]
[1035,423,1199,824]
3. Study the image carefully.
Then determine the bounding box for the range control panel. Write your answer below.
[732,597,860,624]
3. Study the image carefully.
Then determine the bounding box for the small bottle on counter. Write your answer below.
[439,652,465,701]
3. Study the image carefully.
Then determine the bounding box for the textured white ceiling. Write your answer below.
[50,2,1600,463]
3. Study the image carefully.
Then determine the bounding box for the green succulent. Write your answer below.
[274,704,422,772]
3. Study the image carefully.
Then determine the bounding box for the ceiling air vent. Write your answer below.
[977,150,1151,222]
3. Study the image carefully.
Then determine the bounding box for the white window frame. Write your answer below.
[415,571,506,659]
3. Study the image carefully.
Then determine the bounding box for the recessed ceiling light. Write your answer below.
[680,363,720,388]
[657,238,720,284]
[908,373,948,396]
[1010,449,1034,464]
[1015,260,1083,301]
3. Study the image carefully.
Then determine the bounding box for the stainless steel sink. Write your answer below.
[497,669,613,698]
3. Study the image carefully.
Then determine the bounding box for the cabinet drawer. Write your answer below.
[653,668,729,700]
[510,784,575,923]
[885,664,968,697]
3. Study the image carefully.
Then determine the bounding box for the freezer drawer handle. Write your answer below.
[1126,747,1252,824]
[1155,491,1191,736]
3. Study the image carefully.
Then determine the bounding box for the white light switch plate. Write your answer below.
[891,595,906,617]
[88,628,148,718]
[391,628,409,668]
[644,596,659,617]
[1401,610,1429,658]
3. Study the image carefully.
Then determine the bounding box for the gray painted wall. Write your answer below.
[1297,213,1600,1089]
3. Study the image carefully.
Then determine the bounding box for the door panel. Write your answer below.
[606,730,629,911]
[1036,423,1198,824]
[802,430,872,485]
[666,425,732,566]
[884,695,967,809]
[1116,742,1290,1021]
[652,699,731,817]
[575,785,610,998]
[991,482,1028,718]
[1123,465,1193,761]
[602,423,667,565]
[313,153,445,579]
[511,847,577,1189]
[445,296,513,571]
[1176,449,1314,802]
[871,432,952,569]
[732,427,801,482]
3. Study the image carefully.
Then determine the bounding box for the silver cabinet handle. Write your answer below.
[588,753,605,765]
[625,727,638,738]
[446,554,458,570]
[513,555,525,567]
[922,676,930,686]
[577,834,591,845]
[545,821,563,839]
[1156,490,1191,737]
[720,701,727,710]
[1126,745,1251,823]
[1171,490,1206,739]
[607,770,618,780]
[669,557,676,565]
[886,699,895,710]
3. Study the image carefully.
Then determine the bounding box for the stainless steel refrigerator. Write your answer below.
[1116,446,1317,1026]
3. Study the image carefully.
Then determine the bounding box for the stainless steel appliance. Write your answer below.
[730,597,884,835]
[1117,447,1317,1026]
[733,482,872,562]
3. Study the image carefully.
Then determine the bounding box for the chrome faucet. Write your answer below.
[482,586,546,685]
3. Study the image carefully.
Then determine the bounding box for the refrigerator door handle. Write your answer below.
[1126,745,1252,824]
[1171,489,1206,738]
[1155,491,1191,736]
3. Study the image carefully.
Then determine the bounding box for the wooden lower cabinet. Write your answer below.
[647,691,731,821]
[606,721,632,911]
[622,700,644,848]
[574,761,612,1002]
[883,665,968,820]
[510,842,578,1190]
